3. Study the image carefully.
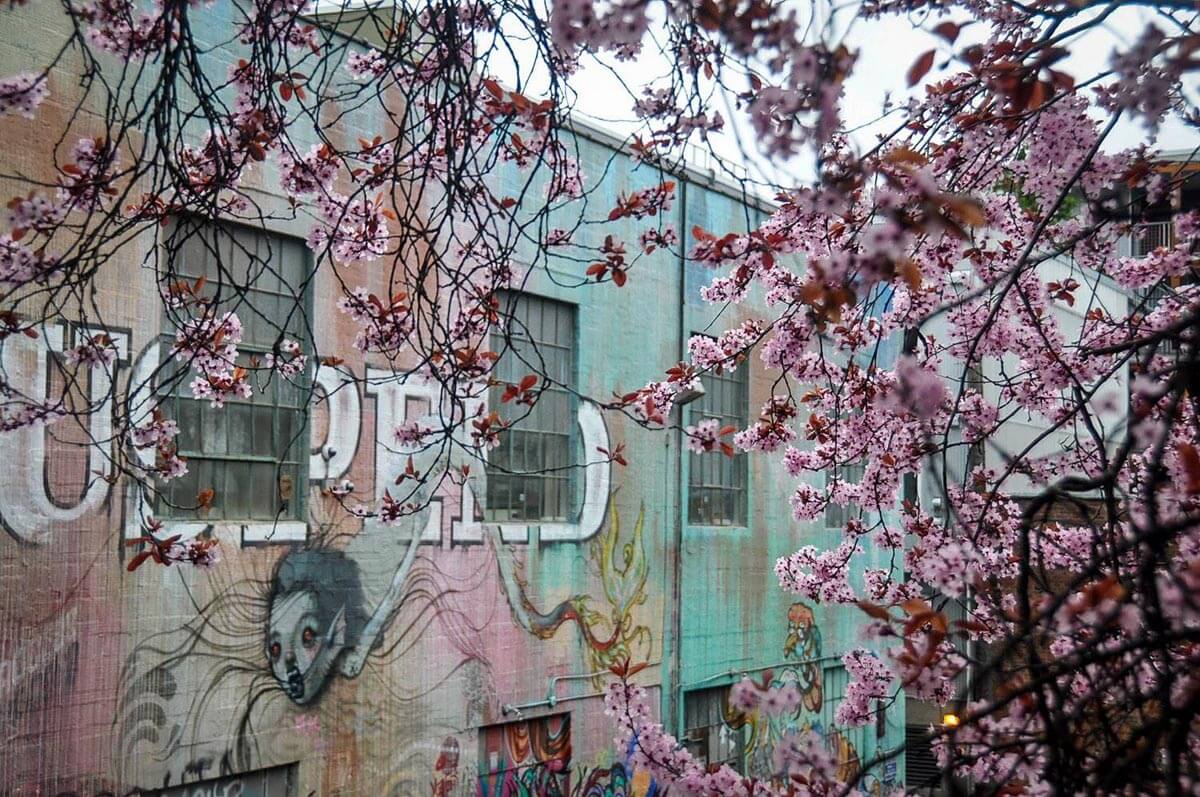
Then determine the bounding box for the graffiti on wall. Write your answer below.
[0,325,128,543]
[114,474,499,787]
[478,714,572,796]
[0,319,657,795]
[690,602,893,794]
[0,339,614,551]
[112,477,647,790]
[492,500,652,681]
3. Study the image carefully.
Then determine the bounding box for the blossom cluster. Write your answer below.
[0,72,47,117]
[604,674,843,796]
[170,311,251,407]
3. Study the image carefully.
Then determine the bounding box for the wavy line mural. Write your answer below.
[492,500,652,683]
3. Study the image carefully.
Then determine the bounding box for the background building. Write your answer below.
[0,4,907,795]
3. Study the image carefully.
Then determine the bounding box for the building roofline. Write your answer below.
[306,5,778,215]
[1154,148,1200,164]
[559,115,778,213]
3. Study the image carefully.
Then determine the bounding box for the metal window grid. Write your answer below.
[820,664,870,775]
[156,219,310,522]
[688,363,749,526]
[485,291,577,522]
[683,685,745,773]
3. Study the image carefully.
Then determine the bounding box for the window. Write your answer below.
[148,763,297,796]
[819,664,867,780]
[904,724,941,791]
[687,361,749,526]
[683,686,745,772]
[824,462,866,530]
[486,292,577,522]
[157,219,309,522]
[478,714,571,795]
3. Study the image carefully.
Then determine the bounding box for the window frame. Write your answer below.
[682,684,746,773]
[686,346,750,528]
[154,217,313,530]
[823,461,867,531]
[484,290,580,523]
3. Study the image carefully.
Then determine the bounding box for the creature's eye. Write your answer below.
[302,627,316,648]
[269,641,281,660]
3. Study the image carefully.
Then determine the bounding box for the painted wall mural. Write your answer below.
[492,500,652,683]
[478,714,572,796]
[114,483,500,787]
[0,336,904,796]
[105,406,652,793]
[0,160,907,796]
[697,602,895,795]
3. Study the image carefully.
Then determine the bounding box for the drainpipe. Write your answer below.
[667,176,689,736]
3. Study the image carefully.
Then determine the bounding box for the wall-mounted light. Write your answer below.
[673,382,706,408]
[942,712,961,728]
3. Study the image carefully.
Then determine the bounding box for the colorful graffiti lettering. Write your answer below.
[478,714,572,796]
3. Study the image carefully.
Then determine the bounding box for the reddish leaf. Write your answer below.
[856,601,894,621]
[932,21,961,44]
[907,49,936,87]
[1179,444,1200,494]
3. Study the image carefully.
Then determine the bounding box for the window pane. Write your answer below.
[251,463,275,520]
[201,403,228,455]
[225,461,252,519]
[485,292,577,523]
[158,220,309,522]
[165,456,198,517]
[253,406,275,457]
[176,398,201,453]
[687,353,749,526]
[194,458,218,519]
[227,403,253,456]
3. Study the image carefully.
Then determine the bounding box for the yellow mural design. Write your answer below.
[493,501,653,683]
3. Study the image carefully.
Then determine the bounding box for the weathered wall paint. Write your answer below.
[0,6,904,795]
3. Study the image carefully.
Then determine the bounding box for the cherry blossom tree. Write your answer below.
[1,0,1199,793]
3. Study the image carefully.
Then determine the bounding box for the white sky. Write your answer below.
[516,3,1199,183]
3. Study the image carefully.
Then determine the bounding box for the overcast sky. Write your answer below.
[512,3,1199,184]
